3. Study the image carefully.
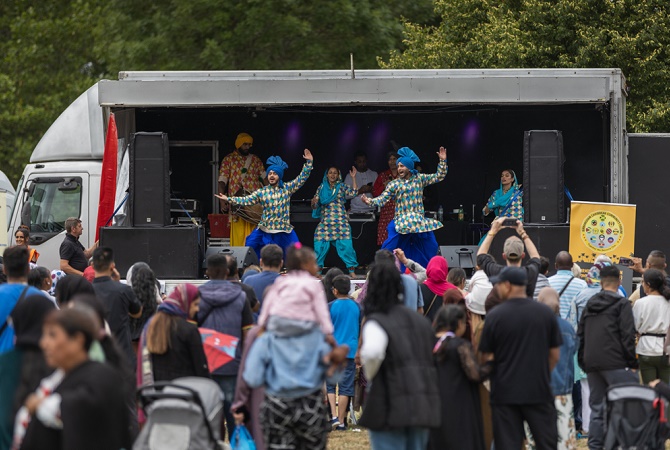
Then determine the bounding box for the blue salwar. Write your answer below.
[314,239,358,269]
[245,228,300,259]
[381,220,438,270]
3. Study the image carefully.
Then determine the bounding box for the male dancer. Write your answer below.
[362,146,447,268]
[216,149,313,258]
[218,132,267,246]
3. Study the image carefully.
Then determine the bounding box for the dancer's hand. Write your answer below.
[215,193,229,202]
[311,195,319,208]
[303,149,313,161]
[361,195,371,205]
[437,146,447,160]
[349,166,357,179]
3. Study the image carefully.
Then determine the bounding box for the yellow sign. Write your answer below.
[569,201,636,264]
[0,192,7,249]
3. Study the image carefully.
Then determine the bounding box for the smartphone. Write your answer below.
[619,257,634,266]
[502,218,517,227]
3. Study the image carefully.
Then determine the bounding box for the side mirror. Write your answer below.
[20,202,31,228]
[58,178,80,192]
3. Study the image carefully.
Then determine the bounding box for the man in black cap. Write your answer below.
[479,267,562,450]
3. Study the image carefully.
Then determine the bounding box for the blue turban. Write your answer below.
[266,156,289,186]
[397,147,421,175]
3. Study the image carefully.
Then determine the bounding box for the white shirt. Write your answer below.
[360,320,388,380]
[345,169,378,212]
[633,294,670,356]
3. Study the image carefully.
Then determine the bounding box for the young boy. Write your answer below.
[326,274,361,430]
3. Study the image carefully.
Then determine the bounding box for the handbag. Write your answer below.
[231,424,256,450]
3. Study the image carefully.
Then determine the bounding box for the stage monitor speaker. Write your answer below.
[100,226,202,279]
[203,246,259,275]
[130,132,171,227]
[439,246,479,269]
[523,130,565,223]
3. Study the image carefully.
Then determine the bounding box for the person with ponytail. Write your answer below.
[138,284,209,386]
[429,305,492,450]
[633,268,670,384]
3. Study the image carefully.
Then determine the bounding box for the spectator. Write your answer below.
[54,275,95,308]
[241,265,261,282]
[91,247,142,370]
[127,263,161,350]
[447,267,467,298]
[0,246,42,449]
[464,256,491,342]
[19,308,132,450]
[139,284,209,384]
[477,217,542,298]
[244,243,283,309]
[322,267,344,303]
[577,265,638,450]
[372,151,399,246]
[48,270,65,297]
[82,258,95,283]
[629,250,670,302]
[344,151,378,213]
[548,251,588,320]
[479,267,562,450]
[429,305,492,450]
[536,287,578,450]
[14,226,39,264]
[198,254,254,440]
[223,255,260,313]
[58,217,97,275]
[633,269,670,384]
[374,249,424,313]
[27,266,57,306]
[394,248,427,283]
[533,256,552,300]
[358,262,440,449]
[326,275,361,431]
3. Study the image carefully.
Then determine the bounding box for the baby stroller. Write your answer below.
[134,377,226,450]
[604,383,670,450]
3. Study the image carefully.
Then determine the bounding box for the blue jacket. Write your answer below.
[243,322,335,398]
[551,316,577,396]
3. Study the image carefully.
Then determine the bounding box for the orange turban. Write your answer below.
[235,133,253,149]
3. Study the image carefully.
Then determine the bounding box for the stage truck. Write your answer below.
[7,69,629,286]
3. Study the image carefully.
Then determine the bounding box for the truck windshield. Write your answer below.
[23,178,82,233]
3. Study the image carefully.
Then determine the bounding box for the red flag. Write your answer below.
[95,114,118,242]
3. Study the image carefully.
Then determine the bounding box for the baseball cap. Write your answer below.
[489,266,528,286]
[503,237,524,259]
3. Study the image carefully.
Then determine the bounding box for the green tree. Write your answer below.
[380,0,670,132]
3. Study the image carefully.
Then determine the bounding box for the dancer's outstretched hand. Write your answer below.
[215,193,228,201]
[303,149,313,161]
[361,195,371,205]
[437,146,447,160]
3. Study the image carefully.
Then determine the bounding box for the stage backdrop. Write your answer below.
[569,201,636,264]
[0,191,7,249]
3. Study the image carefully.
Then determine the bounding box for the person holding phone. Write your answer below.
[483,169,523,220]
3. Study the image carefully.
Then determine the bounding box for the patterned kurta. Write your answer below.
[486,187,524,220]
[368,160,448,235]
[218,151,266,195]
[228,161,312,233]
[313,183,357,242]
[373,170,398,245]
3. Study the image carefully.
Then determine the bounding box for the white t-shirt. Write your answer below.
[633,294,670,356]
[345,169,378,212]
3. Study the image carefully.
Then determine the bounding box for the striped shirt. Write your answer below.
[548,270,588,320]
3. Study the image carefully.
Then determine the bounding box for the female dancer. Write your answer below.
[483,169,523,220]
[216,150,313,258]
[311,166,359,275]
[372,152,399,245]
[363,146,447,269]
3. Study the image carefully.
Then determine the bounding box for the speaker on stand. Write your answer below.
[523,130,565,224]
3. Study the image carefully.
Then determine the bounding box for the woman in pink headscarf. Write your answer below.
[138,284,209,387]
[420,256,458,322]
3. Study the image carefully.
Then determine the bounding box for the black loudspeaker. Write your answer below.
[100,226,203,279]
[130,132,171,227]
[439,246,478,269]
[523,130,565,223]
[203,247,259,272]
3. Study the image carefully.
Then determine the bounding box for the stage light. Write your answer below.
[285,121,302,152]
[463,119,480,149]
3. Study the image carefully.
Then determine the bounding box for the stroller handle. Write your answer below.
[137,382,219,447]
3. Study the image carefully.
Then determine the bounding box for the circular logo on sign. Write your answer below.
[581,210,624,252]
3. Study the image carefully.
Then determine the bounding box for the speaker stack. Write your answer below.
[130,132,171,227]
[523,130,565,223]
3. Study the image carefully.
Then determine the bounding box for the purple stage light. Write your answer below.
[368,122,390,154]
[285,121,302,152]
[339,122,358,151]
[463,119,480,149]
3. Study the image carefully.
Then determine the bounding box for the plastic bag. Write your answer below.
[231,424,256,450]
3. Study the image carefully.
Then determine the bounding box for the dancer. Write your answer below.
[311,166,359,276]
[483,169,523,220]
[362,146,447,269]
[216,150,313,258]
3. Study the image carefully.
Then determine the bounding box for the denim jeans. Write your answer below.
[212,374,237,441]
[368,427,429,450]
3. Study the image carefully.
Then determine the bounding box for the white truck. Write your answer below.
[7,69,629,282]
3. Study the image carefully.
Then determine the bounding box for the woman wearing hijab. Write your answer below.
[19,308,131,450]
[216,150,314,259]
[483,169,524,220]
[363,146,448,269]
[373,152,399,246]
[138,284,209,386]
[420,256,458,322]
[311,166,359,275]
